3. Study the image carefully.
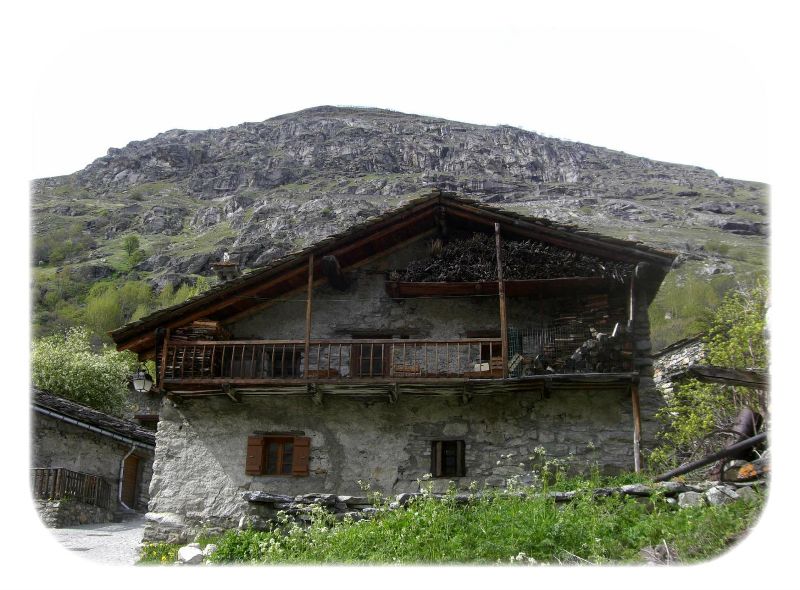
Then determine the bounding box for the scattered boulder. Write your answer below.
[733,486,759,503]
[192,207,223,228]
[677,491,706,508]
[177,544,204,565]
[705,485,738,506]
[142,206,186,235]
[69,263,114,281]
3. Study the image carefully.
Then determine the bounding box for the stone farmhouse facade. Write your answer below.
[111,190,676,541]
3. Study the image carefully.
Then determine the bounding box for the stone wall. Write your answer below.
[35,498,114,528]
[144,383,658,542]
[31,412,154,513]
[653,336,706,396]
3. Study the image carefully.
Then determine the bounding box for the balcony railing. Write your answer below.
[161,338,505,382]
[31,468,112,510]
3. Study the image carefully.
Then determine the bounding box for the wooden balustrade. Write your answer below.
[161,339,504,382]
[31,468,112,510]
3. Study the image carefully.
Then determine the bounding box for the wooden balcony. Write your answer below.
[161,338,505,387]
[159,331,634,392]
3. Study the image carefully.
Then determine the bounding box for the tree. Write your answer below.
[31,326,137,416]
[649,278,768,472]
[123,235,141,258]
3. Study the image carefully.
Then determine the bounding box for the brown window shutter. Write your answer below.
[245,435,266,475]
[292,436,311,476]
[432,441,442,477]
[457,440,465,477]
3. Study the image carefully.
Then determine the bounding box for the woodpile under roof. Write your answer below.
[393,233,634,283]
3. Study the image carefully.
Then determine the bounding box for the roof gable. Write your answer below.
[111,189,676,355]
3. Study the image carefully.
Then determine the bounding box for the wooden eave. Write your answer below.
[111,189,676,356]
[385,277,617,299]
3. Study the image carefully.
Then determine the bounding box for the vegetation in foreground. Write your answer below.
[139,479,763,565]
[649,278,768,473]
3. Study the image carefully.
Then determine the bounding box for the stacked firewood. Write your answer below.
[566,324,632,373]
[171,319,230,342]
[395,233,633,283]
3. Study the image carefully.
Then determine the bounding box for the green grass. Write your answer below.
[140,481,764,565]
[202,490,762,565]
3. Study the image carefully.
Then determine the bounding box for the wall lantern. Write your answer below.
[132,366,154,393]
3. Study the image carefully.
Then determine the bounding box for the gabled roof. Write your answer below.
[111,189,676,356]
[32,388,156,449]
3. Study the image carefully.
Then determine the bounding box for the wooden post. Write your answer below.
[631,381,642,472]
[494,223,509,379]
[158,328,170,389]
[628,271,636,329]
[304,254,314,379]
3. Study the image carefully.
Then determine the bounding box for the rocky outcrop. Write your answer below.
[32,106,768,284]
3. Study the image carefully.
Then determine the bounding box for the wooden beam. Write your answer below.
[158,329,170,391]
[310,384,323,406]
[631,382,642,472]
[495,223,509,379]
[389,383,399,404]
[222,384,241,403]
[385,277,614,299]
[305,253,314,381]
[684,365,768,389]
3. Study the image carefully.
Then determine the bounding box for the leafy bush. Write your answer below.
[649,279,768,471]
[33,222,96,265]
[138,543,180,564]
[31,326,137,415]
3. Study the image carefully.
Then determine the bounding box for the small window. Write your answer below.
[431,440,466,477]
[246,435,310,476]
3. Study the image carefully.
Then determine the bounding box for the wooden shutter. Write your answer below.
[245,435,266,475]
[456,440,466,477]
[292,436,311,476]
[432,441,442,477]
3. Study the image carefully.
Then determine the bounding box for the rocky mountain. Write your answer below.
[31,105,767,311]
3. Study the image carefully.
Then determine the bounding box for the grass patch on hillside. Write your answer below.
[193,487,762,565]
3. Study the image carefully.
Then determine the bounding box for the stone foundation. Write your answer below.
[35,498,114,528]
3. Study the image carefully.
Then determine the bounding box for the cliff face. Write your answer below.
[32,105,767,285]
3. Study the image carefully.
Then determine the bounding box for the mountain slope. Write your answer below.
[31,106,768,346]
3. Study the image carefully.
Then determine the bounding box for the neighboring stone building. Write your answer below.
[652,334,707,396]
[110,190,676,542]
[31,388,156,526]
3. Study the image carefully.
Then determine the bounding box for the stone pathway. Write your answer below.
[47,515,146,565]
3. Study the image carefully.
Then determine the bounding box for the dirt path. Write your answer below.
[47,515,146,565]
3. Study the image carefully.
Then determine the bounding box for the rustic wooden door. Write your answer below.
[121,454,140,508]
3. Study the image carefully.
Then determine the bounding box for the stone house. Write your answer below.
[652,334,707,397]
[31,387,155,526]
[110,190,675,541]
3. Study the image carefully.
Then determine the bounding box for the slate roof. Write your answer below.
[32,387,156,448]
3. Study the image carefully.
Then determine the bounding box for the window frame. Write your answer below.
[431,439,466,478]
[245,434,310,477]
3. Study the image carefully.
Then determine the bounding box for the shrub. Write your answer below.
[31,326,136,415]
[649,278,768,471]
